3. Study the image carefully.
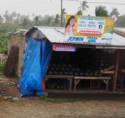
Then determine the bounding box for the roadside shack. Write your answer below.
[25,25,125,93]
[7,17,125,94]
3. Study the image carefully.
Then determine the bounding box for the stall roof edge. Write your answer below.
[26,26,125,49]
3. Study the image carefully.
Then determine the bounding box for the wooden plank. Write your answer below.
[102,65,115,71]
[74,76,111,80]
[46,75,73,79]
[46,89,113,93]
[68,79,72,92]
[113,50,119,92]
[101,71,114,75]
[121,69,125,74]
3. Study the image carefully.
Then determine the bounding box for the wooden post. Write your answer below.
[68,79,72,92]
[113,50,119,92]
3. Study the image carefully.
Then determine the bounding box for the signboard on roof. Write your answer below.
[65,15,115,44]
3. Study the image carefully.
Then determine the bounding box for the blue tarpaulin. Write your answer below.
[18,37,52,96]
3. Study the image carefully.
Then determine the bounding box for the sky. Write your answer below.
[0,0,125,17]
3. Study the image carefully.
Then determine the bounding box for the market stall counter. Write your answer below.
[45,48,116,92]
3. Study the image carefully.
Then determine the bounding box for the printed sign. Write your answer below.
[65,15,115,44]
[52,44,76,52]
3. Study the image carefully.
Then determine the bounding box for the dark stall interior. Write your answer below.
[46,48,118,91]
[117,50,125,90]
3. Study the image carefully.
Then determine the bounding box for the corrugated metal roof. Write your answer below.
[114,27,125,33]
[112,33,125,46]
[9,29,28,36]
[34,26,65,43]
[27,26,125,49]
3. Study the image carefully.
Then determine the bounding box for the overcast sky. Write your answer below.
[0,0,125,17]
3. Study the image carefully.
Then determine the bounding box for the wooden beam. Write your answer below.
[74,76,111,80]
[101,71,114,75]
[113,50,120,92]
[102,65,115,71]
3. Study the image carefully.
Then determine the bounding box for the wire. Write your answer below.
[63,0,125,5]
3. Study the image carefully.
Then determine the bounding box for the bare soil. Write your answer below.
[1,99,125,118]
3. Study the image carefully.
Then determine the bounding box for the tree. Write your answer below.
[0,15,3,23]
[110,8,120,18]
[76,1,89,15]
[62,8,67,15]
[11,11,17,19]
[95,6,109,17]
[115,15,125,27]
[3,10,12,23]
[42,15,55,26]
[76,10,83,15]
[20,15,32,28]
[34,16,41,26]
[81,1,89,12]
[54,14,60,24]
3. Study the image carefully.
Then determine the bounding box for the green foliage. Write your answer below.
[0,11,66,54]
[110,8,120,18]
[95,5,109,17]
[54,14,60,24]
[0,32,8,53]
[76,10,83,15]
[0,23,19,53]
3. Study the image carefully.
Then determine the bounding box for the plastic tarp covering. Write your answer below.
[18,37,52,96]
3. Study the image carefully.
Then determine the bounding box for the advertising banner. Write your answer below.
[65,15,115,44]
[52,44,76,52]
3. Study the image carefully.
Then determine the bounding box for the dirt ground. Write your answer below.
[0,76,125,118]
[1,99,125,118]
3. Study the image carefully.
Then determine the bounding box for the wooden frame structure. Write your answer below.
[44,49,124,93]
[45,75,111,92]
[45,75,73,92]
[74,76,111,92]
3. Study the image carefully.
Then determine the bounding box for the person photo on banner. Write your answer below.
[65,16,77,36]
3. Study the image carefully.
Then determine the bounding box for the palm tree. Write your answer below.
[81,1,89,12]
[77,1,89,15]
[95,5,109,17]
[110,8,120,18]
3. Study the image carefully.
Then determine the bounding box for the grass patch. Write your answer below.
[40,95,80,103]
